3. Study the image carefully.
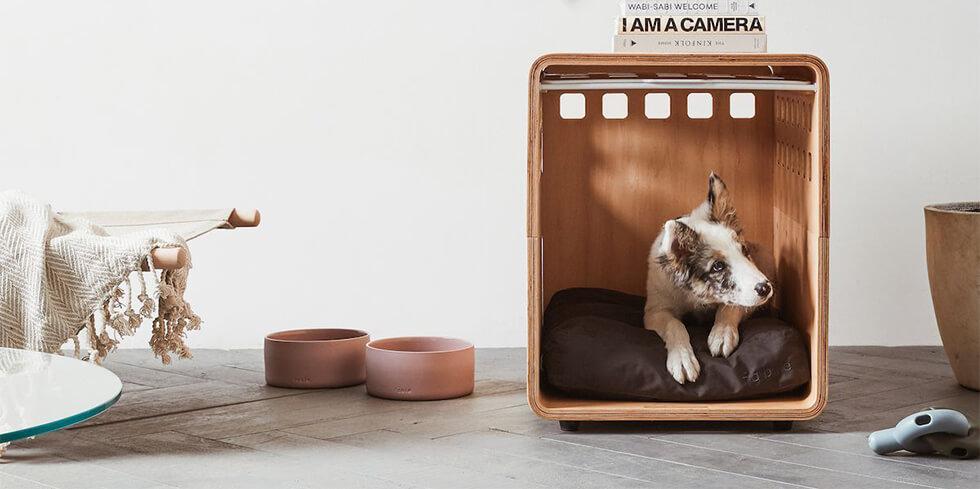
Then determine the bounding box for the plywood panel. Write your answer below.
[540,89,774,303]
[773,91,820,332]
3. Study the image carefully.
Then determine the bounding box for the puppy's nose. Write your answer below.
[755,281,772,298]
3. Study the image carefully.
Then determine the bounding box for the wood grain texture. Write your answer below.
[4,348,976,489]
[527,54,830,422]
[539,88,774,301]
[925,204,980,390]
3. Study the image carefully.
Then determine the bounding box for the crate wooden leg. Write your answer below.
[772,421,793,431]
[558,421,580,432]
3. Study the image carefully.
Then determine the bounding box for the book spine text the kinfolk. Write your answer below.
[613,34,766,53]
[621,1,760,16]
[619,15,764,35]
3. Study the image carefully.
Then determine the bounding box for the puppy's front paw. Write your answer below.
[708,323,739,357]
[666,343,700,384]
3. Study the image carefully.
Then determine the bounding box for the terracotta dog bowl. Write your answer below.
[365,337,474,401]
[264,329,369,388]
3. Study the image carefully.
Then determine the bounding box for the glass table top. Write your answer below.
[0,347,121,443]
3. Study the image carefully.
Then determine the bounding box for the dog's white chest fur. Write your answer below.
[642,173,773,384]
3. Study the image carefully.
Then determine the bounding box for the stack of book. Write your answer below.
[614,1,767,53]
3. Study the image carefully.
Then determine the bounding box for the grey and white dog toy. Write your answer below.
[869,408,978,459]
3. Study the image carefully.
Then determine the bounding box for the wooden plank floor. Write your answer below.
[1,347,977,488]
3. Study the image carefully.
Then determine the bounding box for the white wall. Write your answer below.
[1,1,977,348]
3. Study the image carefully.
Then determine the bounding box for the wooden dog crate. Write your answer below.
[527,54,829,428]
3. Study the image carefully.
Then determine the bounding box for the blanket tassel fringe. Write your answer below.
[84,258,201,365]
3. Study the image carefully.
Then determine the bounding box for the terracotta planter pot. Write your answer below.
[365,337,474,401]
[264,329,369,388]
[925,202,980,391]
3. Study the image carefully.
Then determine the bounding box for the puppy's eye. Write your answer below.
[711,261,727,272]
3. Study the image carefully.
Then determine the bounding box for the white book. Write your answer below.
[621,1,760,16]
[613,34,767,53]
[619,16,765,35]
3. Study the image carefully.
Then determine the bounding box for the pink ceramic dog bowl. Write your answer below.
[365,337,474,401]
[264,329,369,388]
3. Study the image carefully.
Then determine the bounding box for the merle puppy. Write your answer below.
[644,172,773,384]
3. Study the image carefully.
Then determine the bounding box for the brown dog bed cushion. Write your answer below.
[542,288,810,402]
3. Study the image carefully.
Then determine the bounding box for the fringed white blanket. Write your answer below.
[0,191,201,363]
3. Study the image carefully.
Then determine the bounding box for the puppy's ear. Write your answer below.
[706,172,740,231]
[659,219,700,258]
